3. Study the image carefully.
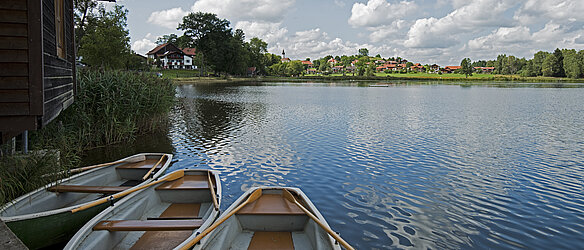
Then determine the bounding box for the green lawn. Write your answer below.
[158,69,201,79]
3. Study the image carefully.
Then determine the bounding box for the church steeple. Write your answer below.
[282,49,286,58]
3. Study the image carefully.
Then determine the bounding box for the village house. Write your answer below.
[444,66,461,73]
[474,67,495,73]
[1,0,77,144]
[328,58,339,66]
[147,43,197,69]
[429,64,440,73]
[410,63,425,72]
[301,60,313,68]
[332,65,344,73]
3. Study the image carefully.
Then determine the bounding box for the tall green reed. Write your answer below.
[1,69,175,205]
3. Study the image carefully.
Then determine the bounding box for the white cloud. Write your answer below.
[147,7,187,29]
[515,0,584,25]
[349,0,417,27]
[132,38,157,55]
[334,0,346,7]
[404,0,517,48]
[368,20,408,43]
[234,21,288,44]
[191,0,295,22]
[468,26,532,50]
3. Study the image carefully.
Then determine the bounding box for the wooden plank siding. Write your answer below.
[41,0,75,126]
[0,0,76,143]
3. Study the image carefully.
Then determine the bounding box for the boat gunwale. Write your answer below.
[64,168,221,250]
[0,153,173,222]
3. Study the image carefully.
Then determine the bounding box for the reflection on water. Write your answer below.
[85,82,584,249]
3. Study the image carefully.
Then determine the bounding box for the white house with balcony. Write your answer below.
[146,43,197,69]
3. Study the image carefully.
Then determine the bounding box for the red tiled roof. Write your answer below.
[445,66,461,70]
[147,43,167,55]
[301,60,313,65]
[181,48,196,56]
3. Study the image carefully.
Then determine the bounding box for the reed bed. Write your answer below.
[1,70,175,205]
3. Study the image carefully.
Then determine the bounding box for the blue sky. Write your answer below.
[107,0,584,65]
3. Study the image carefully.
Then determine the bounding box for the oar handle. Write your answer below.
[142,155,166,180]
[208,172,219,210]
[284,189,354,250]
[71,170,185,213]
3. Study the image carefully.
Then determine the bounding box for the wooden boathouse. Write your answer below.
[0,0,76,144]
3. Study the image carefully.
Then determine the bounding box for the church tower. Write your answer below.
[282,49,286,59]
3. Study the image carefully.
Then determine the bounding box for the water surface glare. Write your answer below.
[110,82,584,249]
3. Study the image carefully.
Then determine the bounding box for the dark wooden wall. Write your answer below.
[41,0,75,126]
[0,0,75,143]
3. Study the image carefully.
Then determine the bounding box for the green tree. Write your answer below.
[365,62,375,76]
[179,12,235,75]
[552,48,565,77]
[358,48,369,57]
[562,49,582,79]
[74,0,98,54]
[460,58,473,78]
[246,37,268,74]
[286,61,304,76]
[532,51,549,76]
[78,5,131,69]
[542,54,556,77]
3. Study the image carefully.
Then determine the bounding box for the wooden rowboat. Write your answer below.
[65,169,221,250]
[0,153,172,249]
[190,187,345,250]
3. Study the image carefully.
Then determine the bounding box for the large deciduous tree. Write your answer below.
[178,12,235,75]
[460,58,473,78]
[78,5,131,69]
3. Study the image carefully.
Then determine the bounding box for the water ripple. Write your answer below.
[163,84,584,249]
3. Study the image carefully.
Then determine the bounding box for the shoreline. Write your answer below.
[172,75,584,85]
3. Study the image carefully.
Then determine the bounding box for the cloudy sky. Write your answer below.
[109,0,584,65]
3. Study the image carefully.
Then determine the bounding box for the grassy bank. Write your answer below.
[1,69,175,205]
[167,72,584,84]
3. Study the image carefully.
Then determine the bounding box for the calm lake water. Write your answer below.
[84,82,584,249]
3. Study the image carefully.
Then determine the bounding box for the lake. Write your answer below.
[84,82,584,249]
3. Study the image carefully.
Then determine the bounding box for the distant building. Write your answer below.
[147,43,197,69]
[474,67,495,73]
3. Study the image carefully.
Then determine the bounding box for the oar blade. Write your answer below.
[127,155,146,163]
[247,188,263,203]
[282,189,296,203]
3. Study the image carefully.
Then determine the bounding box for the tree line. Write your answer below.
[468,48,584,79]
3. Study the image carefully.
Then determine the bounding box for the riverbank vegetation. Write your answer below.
[1,70,174,205]
[1,2,175,205]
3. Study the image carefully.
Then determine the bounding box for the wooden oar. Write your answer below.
[283,189,355,250]
[142,154,166,180]
[207,171,219,211]
[71,170,185,213]
[179,189,263,250]
[42,155,146,178]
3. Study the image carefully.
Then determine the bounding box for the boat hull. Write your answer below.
[0,153,172,249]
[5,202,109,249]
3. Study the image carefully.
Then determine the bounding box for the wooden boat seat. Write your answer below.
[155,175,212,190]
[129,203,202,249]
[248,232,294,250]
[93,219,203,231]
[115,159,164,169]
[47,185,130,194]
[237,194,304,215]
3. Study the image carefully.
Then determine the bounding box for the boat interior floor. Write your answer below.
[115,159,163,170]
[230,231,312,250]
[128,203,202,250]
